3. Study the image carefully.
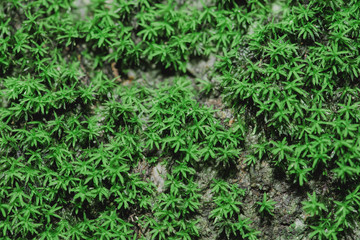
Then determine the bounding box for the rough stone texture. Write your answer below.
[73,0,90,19]
[150,162,167,193]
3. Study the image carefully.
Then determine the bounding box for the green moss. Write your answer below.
[1,0,360,239]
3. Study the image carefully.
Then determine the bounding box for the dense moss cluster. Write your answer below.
[1,0,360,239]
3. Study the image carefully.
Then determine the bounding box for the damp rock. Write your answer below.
[150,162,167,193]
[127,69,136,80]
[292,218,306,233]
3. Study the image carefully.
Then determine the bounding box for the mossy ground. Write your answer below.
[1,0,360,239]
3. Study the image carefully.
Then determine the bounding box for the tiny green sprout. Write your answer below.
[196,78,215,95]
[302,192,328,217]
[244,154,257,167]
[256,193,277,217]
